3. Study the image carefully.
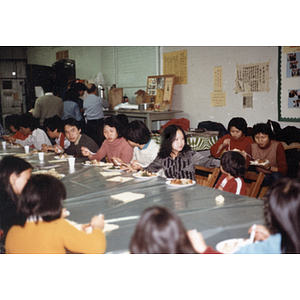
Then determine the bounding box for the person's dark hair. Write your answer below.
[252,123,272,139]
[87,83,97,94]
[64,88,79,102]
[42,78,54,93]
[0,156,32,202]
[228,117,248,136]
[17,174,66,224]
[116,114,129,129]
[75,82,87,92]
[221,151,246,178]
[19,113,36,131]
[264,177,300,253]
[64,117,80,130]
[158,125,191,159]
[5,114,21,131]
[125,120,150,145]
[130,206,197,254]
[103,116,123,138]
[44,115,64,133]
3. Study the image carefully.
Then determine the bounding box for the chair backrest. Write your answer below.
[195,166,220,188]
[243,171,265,198]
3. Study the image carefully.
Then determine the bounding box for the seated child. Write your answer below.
[42,115,70,152]
[55,118,99,158]
[7,113,51,150]
[2,114,28,141]
[5,174,106,254]
[214,150,247,195]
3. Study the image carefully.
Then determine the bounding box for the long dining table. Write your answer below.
[0,144,265,254]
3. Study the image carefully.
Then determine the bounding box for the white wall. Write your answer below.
[162,46,300,129]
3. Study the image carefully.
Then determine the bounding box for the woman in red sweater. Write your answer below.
[210,117,253,158]
[81,116,133,164]
[245,123,287,186]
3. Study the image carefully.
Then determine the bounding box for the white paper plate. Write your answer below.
[216,238,250,254]
[103,166,124,172]
[54,155,73,160]
[166,179,196,188]
[250,159,269,166]
[32,169,65,179]
[133,171,158,180]
[82,161,113,167]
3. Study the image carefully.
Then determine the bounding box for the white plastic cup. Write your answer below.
[24,145,30,153]
[2,141,7,150]
[68,157,75,168]
[38,152,44,161]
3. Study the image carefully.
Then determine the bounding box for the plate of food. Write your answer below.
[103,165,124,172]
[82,160,113,167]
[31,168,65,179]
[250,159,269,166]
[8,144,23,148]
[132,171,158,180]
[215,238,250,254]
[54,153,73,160]
[166,178,196,188]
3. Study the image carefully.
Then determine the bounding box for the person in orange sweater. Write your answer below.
[2,114,28,141]
[245,123,287,186]
[5,174,106,254]
[81,116,133,164]
[210,117,253,158]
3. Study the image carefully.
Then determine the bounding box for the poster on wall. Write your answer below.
[278,46,300,122]
[211,91,226,107]
[235,62,270,93]
[163,50,187,85]
[213,66,223,92]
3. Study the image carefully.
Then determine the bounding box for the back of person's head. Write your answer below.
[228,117,248,136]
[125,120,150,144]
[64,88,79,102]
[103,116,123,137]
[115,114,129,129]
[252,123,272,139]
[0,156,32,201]
[264,177,300,254]
[44,115,64,132]
[17,174,66,223]
[42,79,54,93]
[159,125,191,158]
[221,151,246,178]
[5,114,21,131]
[19,113,35,131]
[75,82,87,92]
[64,117,80,130]
[86,83,97,94]
[130,206,197,254]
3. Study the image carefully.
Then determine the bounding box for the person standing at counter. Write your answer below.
[29,79,63,128]
[244,123,287,186]
[0,156,32,253]
[210,117,253,158]
[81,116,133,164]
[55,118,99,158]
[83,83,109,146]
[5,174,106,254]
[7,113,52,150]
[146,125,220,180]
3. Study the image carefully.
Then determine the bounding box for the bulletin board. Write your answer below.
[278,46,300,122]
[146,74,175,110]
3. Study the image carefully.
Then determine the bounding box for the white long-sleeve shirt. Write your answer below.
[16,128,51,150]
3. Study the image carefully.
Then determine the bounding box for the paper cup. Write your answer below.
[24,145,30,153]
[38,152,44,161]
[1,141,7,150]
[68,157,75,168]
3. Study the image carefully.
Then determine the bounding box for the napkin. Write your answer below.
[100,171,120,177]
[107,176,133,183]
[111,192,145,203]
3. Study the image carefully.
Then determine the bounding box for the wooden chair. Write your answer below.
[195,166,220,188]
[243,171,265,198]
